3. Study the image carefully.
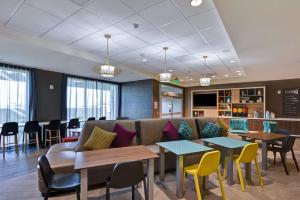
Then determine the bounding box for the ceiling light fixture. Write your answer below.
[230,60,236,63]
[142,58,147,62]
[168,69,173,72]
[212,75,216,78]
[191,0,203,7]
[159,47,172,82]
[236,70,241,73]
[224,74,229,77]
[199,56,211,86]
[238,73,242,76]
[97,34,119,77]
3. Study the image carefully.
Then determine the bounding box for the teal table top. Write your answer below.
[157,140,213,155]
[202,137,250,149]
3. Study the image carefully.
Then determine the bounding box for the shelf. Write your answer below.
[218,109,232,111]
[234,102,264,105]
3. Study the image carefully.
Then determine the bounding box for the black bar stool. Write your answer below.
[0,122,19,159]
[99,116,106,120]
[44,120,61,147]
[87,117,95,121]
[38,155,80,200]
[67,118,80,137]
[23,121,41,153]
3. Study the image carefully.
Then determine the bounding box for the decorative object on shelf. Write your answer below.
[226,97,231,103]
[199,56,211,86]
[257,89,262,96]
[265,110,270,119]
[159,47,172,82]
[96,34,120,77]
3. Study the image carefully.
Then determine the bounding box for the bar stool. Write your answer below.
[23,121,41,153]
[67,118,80,137]
[99,116,106,120]
[44,120,61,147]
[0,122,19,159]
[87,117,95,121]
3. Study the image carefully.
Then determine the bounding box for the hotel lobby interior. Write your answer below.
[1,0,300,200]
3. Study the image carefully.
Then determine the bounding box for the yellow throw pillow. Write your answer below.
[83,127,116,150]
[216,118,229,137]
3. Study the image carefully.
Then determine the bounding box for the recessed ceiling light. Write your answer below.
[190,0,202,7]
[212,75,216,78]
[190,78,193,81]
[238,73,242,76]
[142,58,147,62]
[230,60,236,63]
[236,70,241,73]
[168,69,173,72]
[224,74,229,77]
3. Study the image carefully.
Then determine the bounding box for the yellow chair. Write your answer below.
[184,150,226,200]
[223,143,264,192]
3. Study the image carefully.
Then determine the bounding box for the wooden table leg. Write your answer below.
[226,149,234,185]
[147,159,154,200]
[261,141,268,170]
[80,168,88,200]
[245,162,252,181]
[159,147,165,182]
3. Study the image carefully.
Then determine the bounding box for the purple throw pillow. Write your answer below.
[163,121,179,141]
[111,123,136,148]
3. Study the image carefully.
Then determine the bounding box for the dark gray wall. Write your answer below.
[120,79,154,119]
[35,69,63,121]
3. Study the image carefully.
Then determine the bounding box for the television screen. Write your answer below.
[193,93,217,107]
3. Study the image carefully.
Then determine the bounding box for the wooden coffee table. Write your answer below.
[239,132,287,170]
[75,145,159,200]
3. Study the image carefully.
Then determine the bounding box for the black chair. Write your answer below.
[23,121,41,153]
[67,118,80,137]
[268,135,299,175]
[87,117,95,121]
[106,161,147,200]
[99,116,106,120]
[116,117,129,120]
[44,120,61,147]
[38,155,80,200]
[1,122,19,159]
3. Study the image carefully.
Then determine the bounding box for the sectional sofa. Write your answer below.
[38,117,219,194]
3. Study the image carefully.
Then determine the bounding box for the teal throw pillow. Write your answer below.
[201,122,221,138]
[178,120,192,140]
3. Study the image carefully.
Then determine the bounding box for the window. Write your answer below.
[66,77,119,120]
[0,66,30,124]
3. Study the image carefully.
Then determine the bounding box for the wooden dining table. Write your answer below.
[74,145,158,200]
[239,132,287,170]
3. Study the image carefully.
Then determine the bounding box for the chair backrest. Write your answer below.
[87,117,95,121]
[99,116,106,120]
[24,121,40,133]
[1,122,18,136]
[48,120,61,130]
[237,143,258,163]
[38,155,54,188]
[197,150,221,176]
[229,118,249,133]
[109,161,144,189]
[263,121,278,133]
[68,118,80,129]
[275,129,290,135]
[281,136,296,152]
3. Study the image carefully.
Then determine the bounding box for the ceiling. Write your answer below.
[0,0,298,87]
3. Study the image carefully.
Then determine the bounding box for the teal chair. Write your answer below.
[263,121,278,133]
[228,118,249,134]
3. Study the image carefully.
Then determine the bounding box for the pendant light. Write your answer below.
[98,34,118,77]
[199,56,211,86]
[191,0,203,7]
[159,47,172,82]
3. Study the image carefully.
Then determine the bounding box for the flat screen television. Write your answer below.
[193,93,217,107]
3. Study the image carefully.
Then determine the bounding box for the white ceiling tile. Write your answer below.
[160,19,196,38]
[200,25,229,42]
[0,0,22,25]
[84,0,134,24]
[69,0,91,7]
[7,4,61,36]
[26,0,80,19]
[139,0,184,27]
[43,21,91,44]
[188,8,222,31]
[135,29,169,45]
[172,0,215,17]
[121,0,163,12]
[116,36,148,49]
[68,9,111,33]
[208,38,232,51]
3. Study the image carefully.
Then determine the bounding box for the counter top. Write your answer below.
[219,116,300,122]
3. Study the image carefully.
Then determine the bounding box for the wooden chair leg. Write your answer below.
[273,151,276,165]
[44,131,47,147]
[291,149,299,171]
[35,132,40,151]
[44,192,48,200]
[49,131,52,147]
[280,152,289,175]
[143,178,148,200]
[14,135,19,155]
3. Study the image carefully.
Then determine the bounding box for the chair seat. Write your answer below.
[50,173,80,190]
[184,164,198,174]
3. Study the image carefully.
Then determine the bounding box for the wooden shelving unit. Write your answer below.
[218,90,232,116]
